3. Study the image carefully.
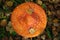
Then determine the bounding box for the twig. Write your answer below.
[31,38,32,40]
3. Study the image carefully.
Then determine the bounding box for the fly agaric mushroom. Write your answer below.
[11,2,47,38]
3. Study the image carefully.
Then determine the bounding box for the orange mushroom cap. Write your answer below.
[11,2,47,38]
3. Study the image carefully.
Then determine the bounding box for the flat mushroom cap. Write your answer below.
[11,2,47,38]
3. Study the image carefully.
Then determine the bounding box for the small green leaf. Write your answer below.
[46,28,51,38]
[3,6,10,12]
[41,4,46,9]
[46,27,53,39]
[15,0,23,4]
[0,27,5,38]
[25,0,31,2]
[0,34,5,38]
[7,32,10,37]
[11,31,17,36]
